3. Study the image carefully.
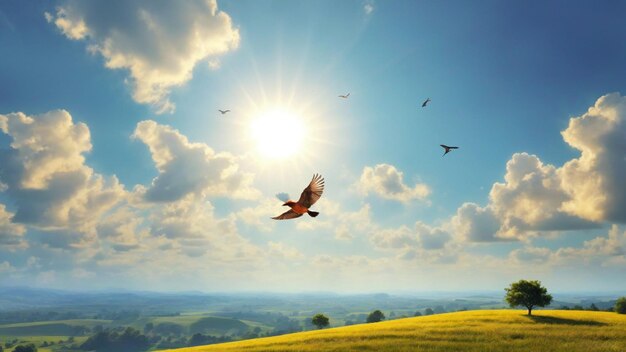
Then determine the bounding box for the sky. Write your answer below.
[1,0,626,293]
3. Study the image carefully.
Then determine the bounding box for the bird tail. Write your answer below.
[307,211,319,218]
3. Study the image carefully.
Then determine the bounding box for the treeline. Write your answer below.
[0,309,172,324]
[80,327,233,351]
[558,303,614,312]
[0,311,82,324]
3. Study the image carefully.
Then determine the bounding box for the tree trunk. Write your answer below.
[527,307,532,316]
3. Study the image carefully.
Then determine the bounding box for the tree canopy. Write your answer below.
[311,314,330,329]
[12,345,37,352]
[505,279,552,316]
[366,310,385,323]
[616,297,626,314]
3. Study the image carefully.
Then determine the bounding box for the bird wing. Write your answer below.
[450,146,459,149]
[297,174,325,208]
[440,144,449,149]
[272,209,303,220]
[346,93,350,97]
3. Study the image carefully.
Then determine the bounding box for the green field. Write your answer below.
[0,319,111,336]
[163,310,626,352]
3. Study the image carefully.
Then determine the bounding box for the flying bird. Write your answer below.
[272,174,325,220]
[440,144,459,156]
[338,93,350,99]
[218,109,231,115]
[421,98,431,107]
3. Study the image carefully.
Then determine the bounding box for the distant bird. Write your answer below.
[440,144,459,156]
[272,174,325,220]
[218,109,231,115]
[338,93,350,99]
[421,98,431,107]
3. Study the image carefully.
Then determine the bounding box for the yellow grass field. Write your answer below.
[163,310,626,352]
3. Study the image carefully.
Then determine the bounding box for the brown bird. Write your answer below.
[421,98,431,107]
[440,144,459,156]
[218,109,230,115]
[272,174,325,220]
[338,93,350,99]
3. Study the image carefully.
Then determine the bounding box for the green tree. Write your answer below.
[424,308,434,316]
[12,344,37,352]
[589,303,599,311]
[615,297,626,314]
[505,279,552,316]
[311,314,329,329]
[366,310,385,323]
[414,311,422,317]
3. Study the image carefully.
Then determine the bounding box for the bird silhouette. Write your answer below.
[272,174,325,220]
[338,93,350,99]
[440,144,459,156]
[218,109,230,115]
[421,98,431,107]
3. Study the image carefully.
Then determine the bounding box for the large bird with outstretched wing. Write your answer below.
[272,174,325,220]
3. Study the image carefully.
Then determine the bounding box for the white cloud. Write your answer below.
[363,1,374,15]
[559,93,626,222]
[0,110,125,234]
[415,221,451,250]
[510,225,626,266]
[267,241,304,260]
[236,198,280,232]
[294,199,375,241]
[47,0,240,113]
[96,208,144,252]
[0,204,27,249]
[450,93,626,242]
[133,120,259,202]
[148,196,261,259]
[357,164,430,203]
[452,203,503,242]
[371,225,416,249]
[371,221,452,254]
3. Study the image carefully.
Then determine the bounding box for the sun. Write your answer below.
[250,108,306,159]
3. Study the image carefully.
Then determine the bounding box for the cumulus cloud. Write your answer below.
[0,204,26,249]
[510,225,626,266]
[371,221,452,253]
[267,241,304,260]
[559,93,626,222]
[452,93,626,241]
[294,199,374,241]
[46,0,240,113]
[371,226,416,249]
[0,110,125,234]
[96,209,144,252]
[236,198,280,232]
[452,203,503,242]
[357,164,430,203]
[415,221,452,250]
[133,120,258,202]
[148,196,260,258]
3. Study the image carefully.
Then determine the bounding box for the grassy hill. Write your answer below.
[162,310,626,352]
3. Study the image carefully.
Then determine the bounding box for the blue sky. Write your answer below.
[1,0,626,292]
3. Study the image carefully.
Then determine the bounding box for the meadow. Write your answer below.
[164,310,626,352]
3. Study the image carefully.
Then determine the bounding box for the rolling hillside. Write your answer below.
[163,310,626,352]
